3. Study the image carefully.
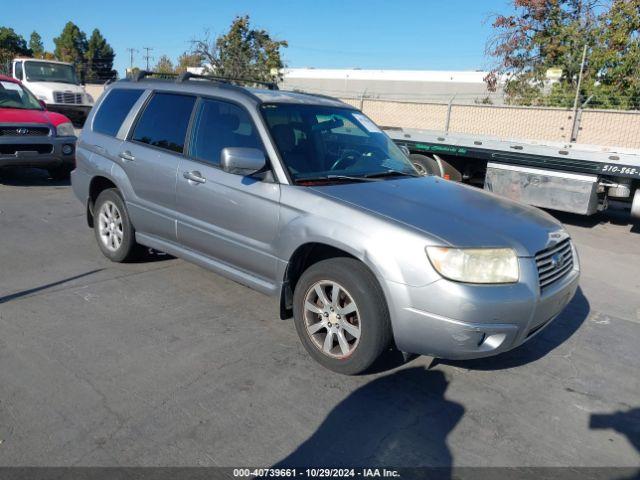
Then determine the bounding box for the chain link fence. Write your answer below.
[339,95,640,150]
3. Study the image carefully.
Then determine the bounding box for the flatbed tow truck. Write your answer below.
[387,128,640,220]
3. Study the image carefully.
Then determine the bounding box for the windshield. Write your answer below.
[261,104,417,183]
[24,61,78,84]
[0,80,43,110]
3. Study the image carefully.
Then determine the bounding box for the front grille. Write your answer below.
[53,91,83,104]
[0,144,53,155]
[535,238,574,290]
[0,126,50,137]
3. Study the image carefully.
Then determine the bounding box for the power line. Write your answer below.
[142,47,154,71]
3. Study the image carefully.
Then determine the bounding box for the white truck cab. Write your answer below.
[12,58,94,126]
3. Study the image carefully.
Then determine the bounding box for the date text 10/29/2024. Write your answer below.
[233,468,401,478]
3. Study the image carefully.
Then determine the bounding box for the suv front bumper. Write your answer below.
[386,256,580,360]
[0,135,76,169]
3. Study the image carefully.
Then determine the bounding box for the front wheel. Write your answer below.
[93,188,140,262]
[292,258,392,375]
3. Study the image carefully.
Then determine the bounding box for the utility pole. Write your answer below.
[125,48,138,69]
[142,47,154,71]
[571,44,588,142]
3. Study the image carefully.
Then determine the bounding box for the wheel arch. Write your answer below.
[278,241,391,321]
[87,176,119,227]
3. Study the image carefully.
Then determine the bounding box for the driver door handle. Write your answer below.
[118,150,135,162]
[183,170,206,184]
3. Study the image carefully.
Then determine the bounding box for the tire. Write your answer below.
[93,188,140,262]
[48,166,73,181]
[631,188,640,222]
[292,258,392,375]
[410,154,440,176]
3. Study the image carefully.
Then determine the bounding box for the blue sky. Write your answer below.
[5,0,512,76]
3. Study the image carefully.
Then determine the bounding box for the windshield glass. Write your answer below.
[0,81,43,110]
[261,103,417,182]
[24,61,78,84]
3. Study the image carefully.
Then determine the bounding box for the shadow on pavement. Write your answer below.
[275,367,462,472]
[439,286,590,371]
[549,207,639,233]
[0,269,104,304]
[590,408,640,480]
[0,167,70,187]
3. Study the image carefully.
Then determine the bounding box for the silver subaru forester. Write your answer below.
[71,74,579,374]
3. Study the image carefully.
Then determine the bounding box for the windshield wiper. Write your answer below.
[296,174,381,184]
[364,170,420,179]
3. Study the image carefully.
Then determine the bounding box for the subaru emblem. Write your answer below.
[16,128,28,135]
[550,252,564,269]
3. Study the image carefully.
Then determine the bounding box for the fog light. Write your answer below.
[62,144,74,155]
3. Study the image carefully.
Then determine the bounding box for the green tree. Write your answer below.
[589,0,640,109]
[54,21,88,79]
[0,27,31,72]
[192,15,288,82]
[154,54,175,74]
[85,29,116,83]
[175,51,204,74]
[29,31,44,58]
[488,0,640,109]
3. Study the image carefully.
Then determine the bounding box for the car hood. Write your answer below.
[0,107,70,127]
[309,176,563,256]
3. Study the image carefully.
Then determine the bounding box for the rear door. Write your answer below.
[175,97,280,284]
[119,92,196,241]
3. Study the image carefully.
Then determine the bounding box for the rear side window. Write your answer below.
[189,98,264,166]
[132,93,195,154]
[93,89,144,137]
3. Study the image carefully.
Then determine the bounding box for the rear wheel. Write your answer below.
[93,188,140,262]
[410,153,440,176]
[293,258,391,375]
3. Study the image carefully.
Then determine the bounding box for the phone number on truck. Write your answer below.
[601,164,640,178]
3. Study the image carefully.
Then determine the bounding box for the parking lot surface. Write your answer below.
[0,168,638,468]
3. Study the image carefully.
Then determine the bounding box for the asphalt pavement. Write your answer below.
[0,167,638,468]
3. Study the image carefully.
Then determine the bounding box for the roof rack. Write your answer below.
[130,70,178,82]
[176,71,279,90]
[130,70,278,90]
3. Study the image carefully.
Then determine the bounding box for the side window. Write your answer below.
[131,93,195,154]
[189,98,264,166]
[14,62,23,80]
[93,89,144,137]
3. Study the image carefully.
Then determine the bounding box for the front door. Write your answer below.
[175,97,280,285]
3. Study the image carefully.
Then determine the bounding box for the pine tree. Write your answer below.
[29,31,44,58]
[85,29,116,82]
[53,22,88,79]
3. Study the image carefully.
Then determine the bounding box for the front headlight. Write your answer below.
[426,247,519,284]
[85,93,94,104]
[56,122,75,137]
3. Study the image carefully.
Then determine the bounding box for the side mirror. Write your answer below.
[220,147,266,175]
[39,100,47,109]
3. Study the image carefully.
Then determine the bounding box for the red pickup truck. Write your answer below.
[0,74,77,179]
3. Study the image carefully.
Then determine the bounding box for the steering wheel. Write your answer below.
[330,149,363,171]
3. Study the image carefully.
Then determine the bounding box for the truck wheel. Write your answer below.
[93,188,140,262]
[410,154,440,176]
[632,188,640,221]
[292,258,392,375]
